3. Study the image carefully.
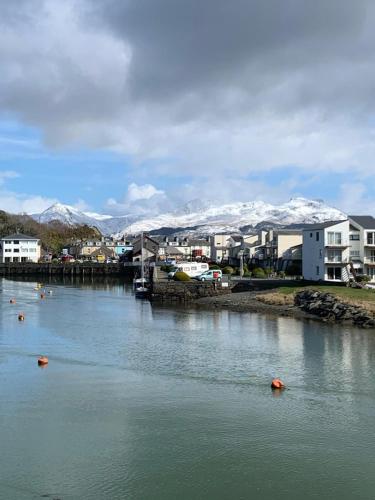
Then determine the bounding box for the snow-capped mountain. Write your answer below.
[33,198,346,236]
[34,203,140,234]
[120,197,346,236]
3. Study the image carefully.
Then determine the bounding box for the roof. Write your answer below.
[1,233,39,241]
[302,220,348,231]
[349,215,375,229]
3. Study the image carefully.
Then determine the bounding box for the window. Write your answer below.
[327,232,342,245]
[316,232,320,241]
[350,250,360,258]
[319,249,323,258]
[316,266,320,276]
[13,248,19,253]
[13,240,19,244]
[21,257,27,262]
[327,267,341,280]
[5,249,11,253]
[310,232,313,238]
[5,257,10,262]
[367,232,375,245]
[29,248,36,253]
[350,234,360,241]
[21,248,28,252]
[13,257,19,263]
[327,249,342,262]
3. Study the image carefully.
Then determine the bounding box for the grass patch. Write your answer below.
[276,285,375,301]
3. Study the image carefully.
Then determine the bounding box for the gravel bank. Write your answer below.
[194,290,314,321]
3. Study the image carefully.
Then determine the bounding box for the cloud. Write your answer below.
[0,170,19,185]
[105,182,168,215]
[0,191,58,214]
[1,0,375,201]
[126,182,164,202]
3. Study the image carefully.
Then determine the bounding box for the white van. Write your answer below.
[168,262,209,279]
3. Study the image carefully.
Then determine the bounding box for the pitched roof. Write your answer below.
[1,233,39,241]
[302,220,348,231]
[349,215,375,229]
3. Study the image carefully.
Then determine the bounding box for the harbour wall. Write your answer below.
[151,281,232,302]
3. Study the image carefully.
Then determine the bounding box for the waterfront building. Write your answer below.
[348,215,375,282]
[302,220,350,281]
[0,233,41,263]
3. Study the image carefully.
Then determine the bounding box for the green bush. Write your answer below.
[252,267,266,278]
[243,271,252,277]
[173,271,191,281]
[278,271,286,279]
[161,264,175,273]
[209,264,221,270]
[264,267,273,276]
[356,274,371,283]
[222,266,235,275]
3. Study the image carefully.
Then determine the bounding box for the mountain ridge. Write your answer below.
[33,197,346,236]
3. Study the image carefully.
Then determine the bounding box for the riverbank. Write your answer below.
[195,286,375,328]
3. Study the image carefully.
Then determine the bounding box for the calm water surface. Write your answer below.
[0,277,375,499]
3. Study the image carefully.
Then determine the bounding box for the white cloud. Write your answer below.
[126,183,164,202]
[0,170,20,185]
[0,191,58,214]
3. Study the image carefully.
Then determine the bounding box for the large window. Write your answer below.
[350,233,360,241]
[367,232,375,245]
[327,249,342,262]
[327,267,341,280]
[327,232,342,245]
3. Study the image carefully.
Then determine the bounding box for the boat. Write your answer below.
[134,232,150,299]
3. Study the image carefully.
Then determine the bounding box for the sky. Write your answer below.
[1,0,375,216]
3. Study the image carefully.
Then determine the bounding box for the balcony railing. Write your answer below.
[364,257,375,264]
[324,257,349,264]
[325,241,349,247]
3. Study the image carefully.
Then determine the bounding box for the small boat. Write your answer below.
[133,232,150,299]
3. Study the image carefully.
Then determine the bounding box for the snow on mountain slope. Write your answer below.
[34,198,346,236]
[120,197,346,235]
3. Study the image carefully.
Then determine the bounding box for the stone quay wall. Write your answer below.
[0,262,134,277]
[151,281,232,302]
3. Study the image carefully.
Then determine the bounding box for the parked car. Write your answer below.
[195,269,223,281]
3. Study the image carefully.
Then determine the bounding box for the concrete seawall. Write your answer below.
[151,281,232,302]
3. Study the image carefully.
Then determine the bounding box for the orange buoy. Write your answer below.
[10,298,16,304]
[38,356,49,366]
[271,378,285,389]
[18,313,25,321]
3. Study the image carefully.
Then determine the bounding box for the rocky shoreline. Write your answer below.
[195,289,375,329]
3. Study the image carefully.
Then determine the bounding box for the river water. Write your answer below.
[0,277,374,499]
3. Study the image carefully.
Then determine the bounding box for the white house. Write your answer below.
[0,233,41,263]
[302,220,350,281]
[349,215,375,282]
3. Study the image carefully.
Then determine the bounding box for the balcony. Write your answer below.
[325,241,349,248]
[324,258,349,265]
[364,257,375,265]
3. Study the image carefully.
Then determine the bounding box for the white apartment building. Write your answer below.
[349,216,375,282]
[302,220,350,281]
[0,234,41,263]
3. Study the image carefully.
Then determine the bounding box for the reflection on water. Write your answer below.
[1,277,375,500]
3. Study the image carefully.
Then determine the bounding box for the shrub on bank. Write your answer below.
[252,267,266,278]
[356,275,371,283]
[222,266,234,275]
[173,271,191,281]
[209,264,221,270]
